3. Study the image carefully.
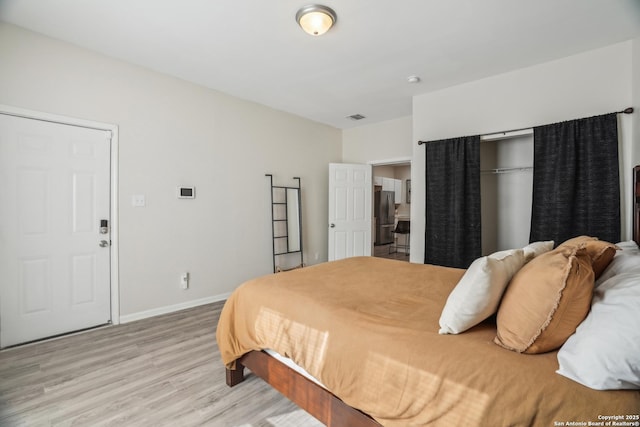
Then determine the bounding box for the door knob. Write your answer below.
[99,240,109,247]
[330,223,335,228]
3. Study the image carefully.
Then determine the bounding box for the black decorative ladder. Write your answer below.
[266,174,303,273]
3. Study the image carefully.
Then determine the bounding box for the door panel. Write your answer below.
[19,169,49,234]
[71,253,97,305]
[333,231,347,260]
[353,187,365,220]
[0,114,112,347]
[73,172,96,232]
[21,258,51,314]
[334,187,348,220]
[352,230,367,256]
[328,163,372,261]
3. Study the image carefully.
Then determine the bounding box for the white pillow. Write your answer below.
[556,271,640,390]
[595,240,640,286]
[522,240,554,262]
[439,248,526,334]
[615,240,640,251]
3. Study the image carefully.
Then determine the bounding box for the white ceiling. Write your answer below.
[1,0,640,129]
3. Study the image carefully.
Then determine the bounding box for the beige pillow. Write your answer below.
[558,236,619,279]
[494,246,594,354]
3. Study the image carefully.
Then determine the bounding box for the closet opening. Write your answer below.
[480,131,533,255]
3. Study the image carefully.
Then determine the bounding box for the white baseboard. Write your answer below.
[119,292,231,324]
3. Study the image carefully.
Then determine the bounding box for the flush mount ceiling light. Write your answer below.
[296,4,337,36]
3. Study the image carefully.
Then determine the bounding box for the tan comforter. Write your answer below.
[216,257,640,426]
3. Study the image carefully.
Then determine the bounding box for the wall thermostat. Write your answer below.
[178,187,195,199]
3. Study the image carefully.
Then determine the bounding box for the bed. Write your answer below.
[216,175,640,426]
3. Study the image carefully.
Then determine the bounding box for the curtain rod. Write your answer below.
[417,107,634,145]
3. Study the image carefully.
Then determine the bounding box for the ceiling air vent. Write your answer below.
[346,114,366,121]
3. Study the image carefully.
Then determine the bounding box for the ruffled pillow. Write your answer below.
[494,246,593,354]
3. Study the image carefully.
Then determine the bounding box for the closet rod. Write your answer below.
[417,107,634,146]
[481,166,533,174]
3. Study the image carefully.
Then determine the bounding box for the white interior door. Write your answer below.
[0,114,112,347]
[328,163,372,261]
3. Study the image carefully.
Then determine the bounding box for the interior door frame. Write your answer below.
[369,156,412,256]
[0,104,120,326]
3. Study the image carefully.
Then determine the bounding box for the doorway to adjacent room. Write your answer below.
[372,160,411,262]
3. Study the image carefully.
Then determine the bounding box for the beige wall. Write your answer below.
[342,116,412,164]
[0,23,341,318]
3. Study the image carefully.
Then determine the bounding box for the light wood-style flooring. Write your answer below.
[0,301,306,426]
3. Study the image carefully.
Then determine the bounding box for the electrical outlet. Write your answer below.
[181,272,189,289]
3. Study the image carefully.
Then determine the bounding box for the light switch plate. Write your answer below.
[132,194,146,207]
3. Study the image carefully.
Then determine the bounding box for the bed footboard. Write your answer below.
[226,350,381,427]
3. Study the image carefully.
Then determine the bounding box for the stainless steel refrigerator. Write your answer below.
[375,191,395,245]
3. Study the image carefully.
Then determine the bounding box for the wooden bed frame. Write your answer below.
[226,350,381,427]
[226,164,640,427]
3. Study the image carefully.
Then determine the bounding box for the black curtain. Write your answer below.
[425,136,481,268]
[530,113,620,244]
